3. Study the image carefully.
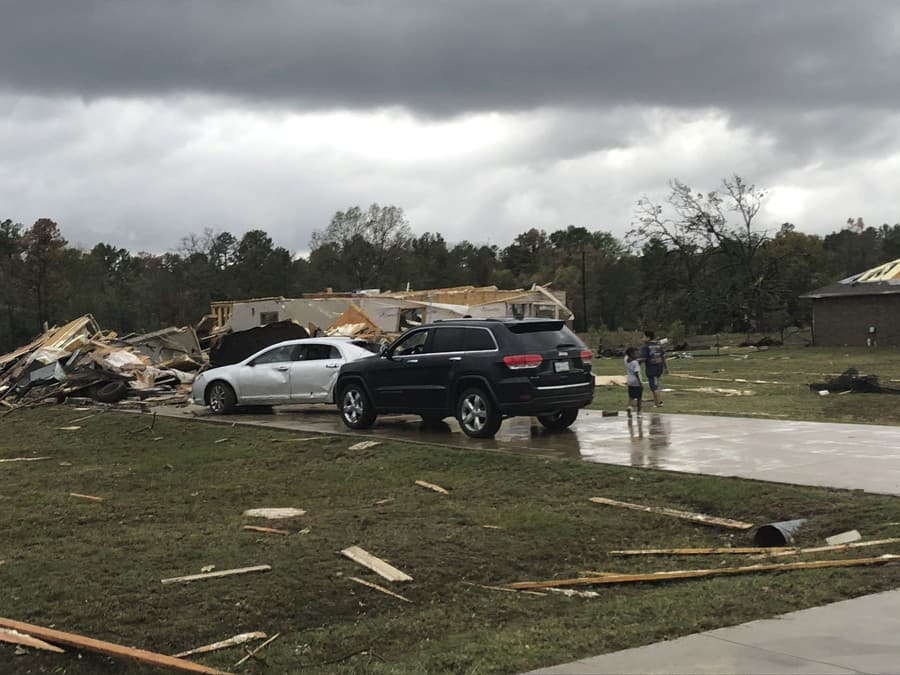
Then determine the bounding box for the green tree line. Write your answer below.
[3,177,900,351]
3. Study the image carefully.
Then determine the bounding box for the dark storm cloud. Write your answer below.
[2,0,898,115]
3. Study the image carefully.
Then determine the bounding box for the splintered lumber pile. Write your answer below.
[0,617,226,673]
[589,497,754,530]
[340,546,412,582]
[503,555,900,590]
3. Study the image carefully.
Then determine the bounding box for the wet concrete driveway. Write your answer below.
[155,405,900,495]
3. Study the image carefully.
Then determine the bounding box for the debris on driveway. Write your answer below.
[589,497,754,530]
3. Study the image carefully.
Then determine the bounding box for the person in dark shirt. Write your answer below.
[639,330,667,407]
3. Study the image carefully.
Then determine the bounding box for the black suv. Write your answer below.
[336,318,593,438]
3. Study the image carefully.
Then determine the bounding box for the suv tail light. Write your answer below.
[580,349,593,363]
[503,353,543,370]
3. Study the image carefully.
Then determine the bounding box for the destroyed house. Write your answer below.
[208,285,574,337]
[801,258,900,346]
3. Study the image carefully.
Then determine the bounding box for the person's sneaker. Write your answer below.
[626,406,633,418]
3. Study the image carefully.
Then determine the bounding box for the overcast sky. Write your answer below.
[2,0,900,254]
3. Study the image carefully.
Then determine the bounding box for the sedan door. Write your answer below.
[290,343,343,402]
[235,344,296,403]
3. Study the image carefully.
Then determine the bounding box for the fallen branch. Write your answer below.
[173,631,266,658]
[349,576,412,603]
[242,525,290,536]
[414,479,449,495]
[589,497,754,530]
[234,632,280,667]
[161,564,272,585]
[340,546,412,582]
[0,617,225,674]
[0,628,66,653]
[504,554,900,590]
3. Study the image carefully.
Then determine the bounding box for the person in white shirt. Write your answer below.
[624,347,643,417]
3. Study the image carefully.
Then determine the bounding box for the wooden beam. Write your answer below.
[173,631,266,658]
[69,493,104,502]
[340,546,412,582]
[161,565,272,585]
[0,628,65,653]
[612,538,900,557]
[504,554,900,590]
[241,525,290,536]
[0,456,51,463]
[414,480,449,495]
[349,576,412,603]
[589,497,754,530]
[0,617,225,674]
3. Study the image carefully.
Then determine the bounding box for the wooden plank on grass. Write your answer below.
[234,633,280,667]
[415,479,449,494]
[613,537,900,558]
[69,492,104,502]
[161,564,272,585]
[340,546,412,582]
[0,628,66,653]
[504,554,900,590]
[242,525,290,536]
[589,497,754,530]
[0,456,51,463]
[349,576,412,603]
[0,617,225,674]
[173,631,267,658]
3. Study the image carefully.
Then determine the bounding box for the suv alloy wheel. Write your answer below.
[456,387,502,438]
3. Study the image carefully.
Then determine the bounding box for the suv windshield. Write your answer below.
[504,322,582,351]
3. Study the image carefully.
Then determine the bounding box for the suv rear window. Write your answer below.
[431,326,497,353]
[504,322,583,351]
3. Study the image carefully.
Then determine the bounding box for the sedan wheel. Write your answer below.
[456,387,502,438]
[340,383,376,429]
[207,381,236,415]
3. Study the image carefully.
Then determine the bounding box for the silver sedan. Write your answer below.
[192,337,376,414]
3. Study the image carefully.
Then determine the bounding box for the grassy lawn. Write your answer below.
[590,345,900,426]
[1,406,899,673]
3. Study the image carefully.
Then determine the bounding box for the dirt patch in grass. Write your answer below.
[1,407,899,673]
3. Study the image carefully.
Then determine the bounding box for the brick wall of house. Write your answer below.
[812,295,900,346]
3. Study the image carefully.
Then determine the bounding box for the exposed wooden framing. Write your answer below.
[414,480,449,495]
[234,633,280,667]
[241,525,290,536]
[589,497,754,530]
[69,492,104,502]
[349,576,412,603]
[0,628,66,653]
[0,617,225,674]
[172,631,267,658]
[340,546,412,582]
[161,564,272,585]
[504,555,900,590]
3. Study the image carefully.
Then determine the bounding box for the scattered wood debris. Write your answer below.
[0,628,66,653]
[269,436,320,443]
[213,438,229,444]
[415,479,449,494]
[0,456,51,463]
[340,546,412,582]
[547,588,601,599]
[242,525,290,536]
[242,507,306,519]
[349,576,412,603]
[0,617,224,674]
[763,537,900,558]
[671,373,783,385]
[57,426,81,431]
[589,497,754,530]
[504,555,900,590]
[482,525,501,529]
[684,387,755,397]
[349,440,380,450]
[826,530,862,546]
[161,564,272,585]
[234,632,280,667]
[373,498,394,506]
[69,492,104,502]
[173,631,267,658]
[462,582,546,597]
[614,537,900,558]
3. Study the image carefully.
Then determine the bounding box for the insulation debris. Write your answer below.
[589,497,754,530]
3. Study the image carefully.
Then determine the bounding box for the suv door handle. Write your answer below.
[274,366,289,372]
[449,356,462,361]
[407,359,419,364]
